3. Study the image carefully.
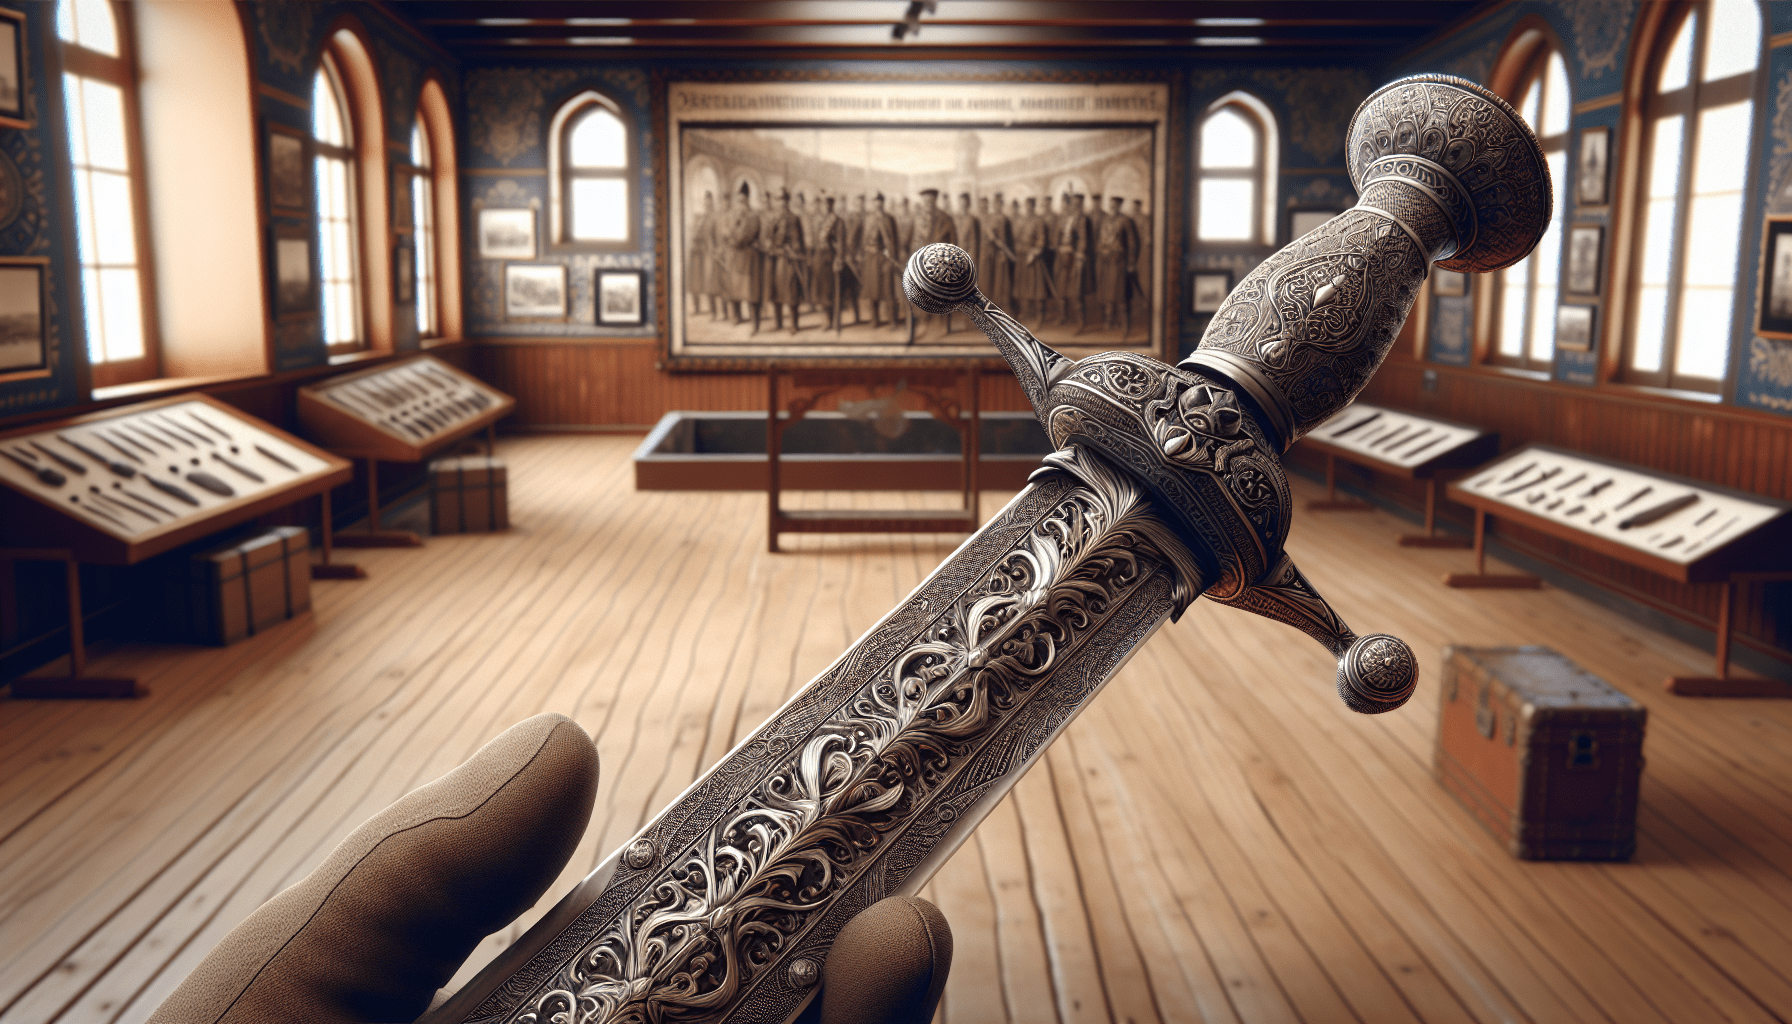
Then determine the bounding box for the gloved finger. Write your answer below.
[818,896,953,1024]
[147,713,599,1024]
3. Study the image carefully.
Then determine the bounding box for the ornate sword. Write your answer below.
[421,74,1551,1024]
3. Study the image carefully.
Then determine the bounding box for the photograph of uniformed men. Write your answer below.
[678,125,1156,349]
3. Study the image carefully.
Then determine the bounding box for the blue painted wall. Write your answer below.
[0,1,89,419]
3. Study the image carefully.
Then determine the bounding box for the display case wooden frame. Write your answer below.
[0,393,351,565]
[1299,402,1498,547]
[297,354,515,463]
[1446,445,1792,696]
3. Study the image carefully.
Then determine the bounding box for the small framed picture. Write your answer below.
[1758,216,1792,338]
[479,208,536,260]
[392,169,413,230]
[0,257,47,374]
[394,241,415,304]
[505,263,567,319]
[0,8,26,129]
[1566,224,1603,295]
[1577,127,1610,207]
[1432,268,1467,297]
[266,123,309,214]
[271,225,315,318]
[1556,303,1596,352]
[1191,270,1232,314]
[1288,208,1342,242]
[597,269,644,325]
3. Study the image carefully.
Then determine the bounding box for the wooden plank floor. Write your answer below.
[4,433,1791,1024]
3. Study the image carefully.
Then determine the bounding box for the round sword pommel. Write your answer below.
[1336,633,1419,715]
[904,243,978,314]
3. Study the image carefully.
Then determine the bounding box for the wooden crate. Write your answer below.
[1435,645,1646,860]
[176,526,311,646]
[430,455,509,533]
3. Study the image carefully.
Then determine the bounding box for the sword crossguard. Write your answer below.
[904,74,1552,716]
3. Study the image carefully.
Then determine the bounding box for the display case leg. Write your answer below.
[312,485,366,579]
[1307,453,1373,511]
[1399,478,1471,548]
[1443,509,1540,588]
[5,550,138,699]
[333,458,424,548]
[487,424,498,457]
[1667,576,1792,697]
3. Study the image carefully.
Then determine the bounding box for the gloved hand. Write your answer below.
[146,713,951,1024]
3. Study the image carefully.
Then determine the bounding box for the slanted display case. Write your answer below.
[297,356,514,549]
[1447,445,1792,696]
[0,394,351,697]
[1300,402,1498,547]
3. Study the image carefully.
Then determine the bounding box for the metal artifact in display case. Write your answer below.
[1449,445,1792,696]
[0,394,350,697]
[297,355,515,552]
[418,75,1553,1024]
[1300,402,1498,547]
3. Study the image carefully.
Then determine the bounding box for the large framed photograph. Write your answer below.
[666,77,1171,366]
[0,257,46,374]
[1432,268,1467,297]
[1577,127,1610,207]
[1566,224,1603,295]
[271,225,315,318]
[266,123,309,214]
[1288,208,1341,242]
[1190,271,1232,314]
[1556,303,1596,353]
[479,208,537,260]
[0,8,26,129]
[505,264,567,319]
[1758,216,1792,339]
[597,270,645,325]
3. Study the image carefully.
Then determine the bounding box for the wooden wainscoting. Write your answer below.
[471,339,1033,430]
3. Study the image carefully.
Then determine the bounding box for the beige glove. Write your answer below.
[147,714,951,1024]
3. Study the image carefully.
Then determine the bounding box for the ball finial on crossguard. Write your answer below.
[903,243,978,313]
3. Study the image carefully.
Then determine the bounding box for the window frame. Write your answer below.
[1194,93,1277,248]
[1489,40,1572,374]
[1620,0,1760,393]
[59,0,160,389]
[403,116,438,340]
[312,45,364,356]
[547,90,636,251]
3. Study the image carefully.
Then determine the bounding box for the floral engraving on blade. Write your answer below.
[507,450,1182,1024]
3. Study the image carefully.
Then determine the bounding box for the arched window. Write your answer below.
[408,119,437,338]
[313,47,361,353]
[1493,42,1571,371]
[549,91,633,247]
[59,0,155,387]
[1627,0,1760,390]
[1196,94,1277,245]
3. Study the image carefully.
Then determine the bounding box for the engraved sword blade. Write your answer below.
[421,447,1206,1024]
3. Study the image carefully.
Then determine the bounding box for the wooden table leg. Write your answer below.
[7,550,137,699]
[312,484,366,579]
[1398,477,1471,548]
[1667,578,1792,696]
[1442,509,1541,588]
[1307,452,1373,511]
[334,457,424,548]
